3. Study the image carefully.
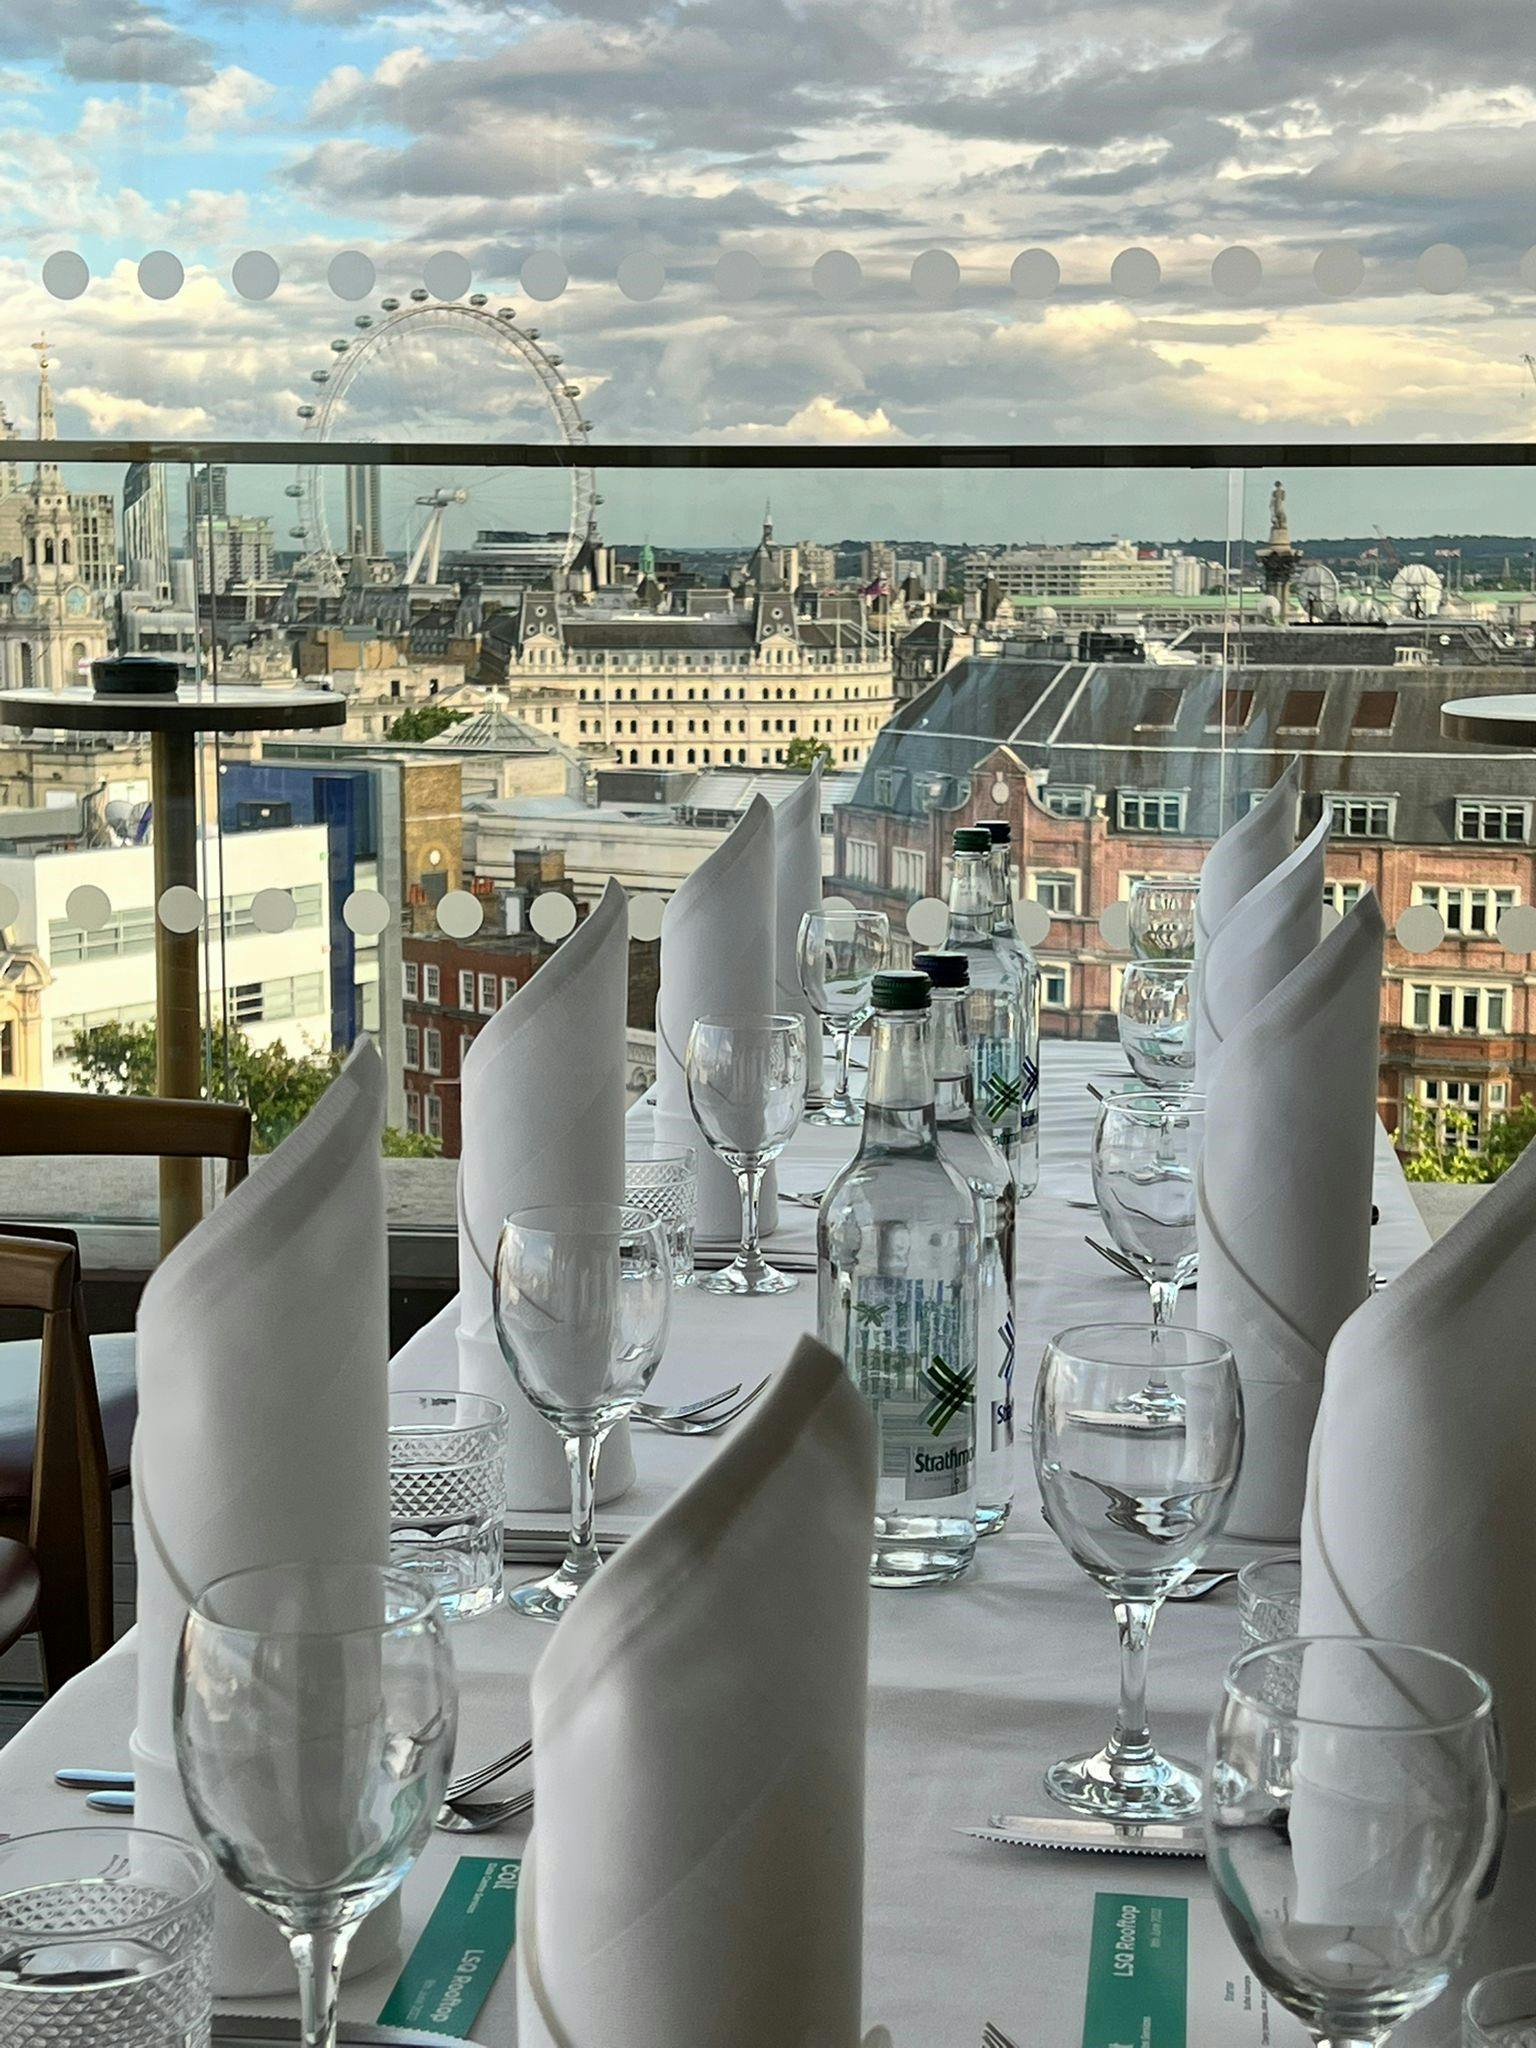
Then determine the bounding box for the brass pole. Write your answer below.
[151,729,202,1256]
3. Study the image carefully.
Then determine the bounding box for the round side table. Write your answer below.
[0,687,347,1253]
[1441,695,1536,747]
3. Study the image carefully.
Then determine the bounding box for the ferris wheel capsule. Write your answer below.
[497,307,515,319]
[409,286,429,303]
[354,314,373,329]
[310,369,330,384]
[285,483,303,497]
[381,296,400,311]
[330,338,349,353]
[296,403,316,419]
[563,384,580,398]
[469,293,488,307]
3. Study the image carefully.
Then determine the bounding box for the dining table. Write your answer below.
[0,1040,1447,2045]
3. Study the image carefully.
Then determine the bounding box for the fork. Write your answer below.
[1085,1235,1144,1281]
[984,2024,1021,2048]
[443,1736,532,1804]
[434,1787,535,1835]
[636,1383,742,1424]
[632,1376,770,1436]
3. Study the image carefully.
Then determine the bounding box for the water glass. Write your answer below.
[1118,962,1194,1089]
[625,1143,698,1283]
[1237,1552,1301,1651]
[797,910,888,1125]
[389,1390,508,1621]
[1207,1638,1503,2048]
[0,1828,212,2048]
[494,1203,673,1621]
[174,1562,456,2048]
[1033,1323,1243,1820]
[1129,880,1199,962]
[1091,1089,1204,1327]
[685,1013,807,1295]
[1466,1966,1536,2048]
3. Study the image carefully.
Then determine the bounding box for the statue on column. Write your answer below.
[1269,480,1287,539]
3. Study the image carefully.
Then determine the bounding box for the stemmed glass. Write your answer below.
[1091,1090,1205,1327]
[174,1561,456,2048]
[494,1202,673,1622]
[1128,879,1199,962]
[1206,1637,1503,2048]
[685,1013,807,1295]
[1118,962,1194,1090]
[1033,1323,1243,1820]
[797,910,888,1125]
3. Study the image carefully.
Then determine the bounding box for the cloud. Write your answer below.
[67,385,215,434]
[727,394,908,440]
[183,65,275,142]
[61,22,214,88]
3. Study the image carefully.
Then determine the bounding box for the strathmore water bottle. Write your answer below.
[818,969,979,1586]
[946,828,1028,1193]
[981,819,1041,1196]
[915,949,1016,1536]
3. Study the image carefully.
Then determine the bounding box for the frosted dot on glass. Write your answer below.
[1098,901,1131,952]
[530,891,578,941]
[821,895,856,917]
[1010,248,1059,297]
[66,884,111,931]
[906,896,949,947]
[42,251,89,300]
[910,249,959,302]
[1110,247,1160,297]
[327,249,375,301]
[521,250,568,301]
[342,887,391,936]
[811,249,861,300]
[628,891,666,942]
[232,250,280,301]
[423,250,472,301]
[1015,899,1053,948]
[1314,243,1364,297]
[251,887,296,933]
[1394,904,1446,953]
[1319,902,1343,937]
[138,250,184,300]
[157,885,204,933]
[1211,245,1262,297]
[714,250,763,301]
[436,889,483,940]
[0,884,18,927]
[1416,243,1467,294]
[1497,904,1536,953]
[616,252,665,301]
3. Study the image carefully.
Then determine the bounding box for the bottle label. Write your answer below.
[973,1036,1023,1136]
[849,1277,975,1502]
[991,1305,1016,1452]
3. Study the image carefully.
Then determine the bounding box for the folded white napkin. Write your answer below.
[775,767,826,1099]
[1194,809,1328,1078]
[1196,893,1384,1543]
[1302,1131,1536,1810]
[655,792,780,1240]
[1194,756,1302,956]
[517,1334,875,2048]
[452,876,634,1510]
[130,1039,400,1995]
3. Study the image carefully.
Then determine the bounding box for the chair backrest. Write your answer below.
[0,1227,111,1689]
[0,1092,251,1195]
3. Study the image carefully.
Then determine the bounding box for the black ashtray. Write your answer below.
[91,655,181,697]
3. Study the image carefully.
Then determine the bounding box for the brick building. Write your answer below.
[834,621,1536,1150]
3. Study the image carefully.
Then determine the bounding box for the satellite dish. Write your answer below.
[104,799,128,825]
[1390,562,1443,617]
[1293,561,1339,615]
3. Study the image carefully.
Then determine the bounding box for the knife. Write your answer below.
[961,1814,1203,1858]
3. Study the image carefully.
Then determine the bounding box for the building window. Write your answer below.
[479,972,497,1013]
[1405,982,1512,1034]
[1117,789,1187,834]
[424,1092,443,1140]
[1415,1076,1506,1153]
[1323,879,1365,917]
[405,1091,421,1134]
[458,970,475,1010]
[404,1025,421,1069]
[1205,689,1254,732]
[1278,688,1325,733]
[403,961,419,1000]
[232,981,264,1025]
[1041,783,1092,819]
[1136,688,1182,730]
[1412,883,1517,935]
[1328,794,1395,840]
[1352,690,1398,734]
[844,837,880,886]
[1030,870,1079,916]
[501,975,518,1005]
[1041,963,1070,1008]
[423,964,440,1003]
[1456,799,1531,844]
[423,1026,443,1073]
[0,1021,12,1076]
[890,846,927,897]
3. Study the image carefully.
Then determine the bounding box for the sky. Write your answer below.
[3,0,1536,545]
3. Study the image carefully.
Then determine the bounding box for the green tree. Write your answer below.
[782,735,835,774]
[386,703,469,743]
[1397,1100,1536,1185]
[68,1020,439,1157]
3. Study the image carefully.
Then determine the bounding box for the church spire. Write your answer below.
[30,338,64,502]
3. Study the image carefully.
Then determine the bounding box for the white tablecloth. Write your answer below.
[0,1044,1441,2045]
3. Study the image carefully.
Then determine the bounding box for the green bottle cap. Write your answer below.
[872,970,931,1012]
[952,826,991,853]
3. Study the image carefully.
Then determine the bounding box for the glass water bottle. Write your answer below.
[946,827,1028,1194]
[980,818,1041,1196]
[915,949,1016,1536]
[818,970,979,1586]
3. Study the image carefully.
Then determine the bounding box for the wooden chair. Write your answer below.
[0,1228,111,1690]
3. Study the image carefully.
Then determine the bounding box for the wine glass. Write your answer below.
[494,1202,673,1621]
[1091,1090,1205,1327]
[174,1562,456,2048]
[1207,1637,1503,2048]
[1465,1966,1536,2048]
[1129,880,1199,962]
[685,1013,807,1295]
[1033,1323,1243,1819]
[1118,963,1194,1090]
[797,910,888,1125]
